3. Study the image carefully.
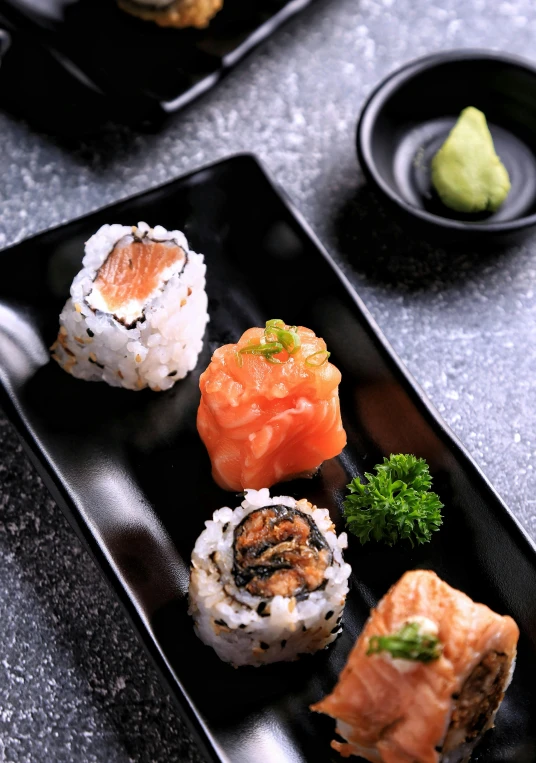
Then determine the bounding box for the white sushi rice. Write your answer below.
[189,489,352,667]
[51,222,209,391]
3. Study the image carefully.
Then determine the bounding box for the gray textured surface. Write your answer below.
[1,0,536,761]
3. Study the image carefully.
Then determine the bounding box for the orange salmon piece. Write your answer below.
[92,239,185,315]
[197,325,347,491]
[311,570,519,763]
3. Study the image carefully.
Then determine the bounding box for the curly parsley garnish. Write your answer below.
[343,454,443,546]
[367,622,442,663]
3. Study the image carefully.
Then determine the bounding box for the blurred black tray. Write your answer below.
[0,0,315,135]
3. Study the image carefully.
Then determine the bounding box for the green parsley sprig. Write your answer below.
[343,454,443,547]
[367,622,442,663]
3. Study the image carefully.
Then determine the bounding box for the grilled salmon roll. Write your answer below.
[117,0,223,28]
[188,488,351,667]
[51,222,208,391]
[311,570,519,763]
[197,319,347,491]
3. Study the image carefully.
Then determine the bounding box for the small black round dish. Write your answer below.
[357,50,536,241]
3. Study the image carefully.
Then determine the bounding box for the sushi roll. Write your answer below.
[188,488,351,667]
[51,222,208,391]
[117,0,223,28]
[311,570,519,763]
[197,319,347,491]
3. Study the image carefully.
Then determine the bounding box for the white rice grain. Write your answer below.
[51,222,209,391]
[189,489,352,667]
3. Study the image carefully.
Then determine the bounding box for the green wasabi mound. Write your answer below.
[431,106,511,213]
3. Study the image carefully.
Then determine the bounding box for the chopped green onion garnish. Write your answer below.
[235,319,304,366]
[265,319,286,331]
[305,350,330,367]
[239,341,284,357]
[275,328,301,353]
[264,320,301,354]
[367,622,442,663]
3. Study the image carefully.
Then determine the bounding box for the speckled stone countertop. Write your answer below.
[1,0,536,761]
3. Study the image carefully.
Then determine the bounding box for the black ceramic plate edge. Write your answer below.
[356,48,536,236]
[1,418,227,763]
[1,153,535,763]
[160,0,317,113]
[272,165,536,557]
[0,0,317,134]
[0,239,226,760]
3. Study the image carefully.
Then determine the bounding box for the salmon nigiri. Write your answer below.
[312,570,519,763]
[197,319,346,491]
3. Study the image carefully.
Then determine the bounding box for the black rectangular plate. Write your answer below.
[0,0,315,134]
[0,154,535,763]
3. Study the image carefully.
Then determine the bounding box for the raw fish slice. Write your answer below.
[197,322,346,490]
[311,570,519,763]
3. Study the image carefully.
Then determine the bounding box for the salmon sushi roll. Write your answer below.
[117,0,223,28]
[311,570,519,763]
[51,222,208,391]
[196,319,347,491]
[188,488,351,667]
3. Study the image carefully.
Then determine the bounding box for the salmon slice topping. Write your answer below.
[311,570,520,763]
[233,505,331,598]
[197,322,347,491]
[87,236,185,325]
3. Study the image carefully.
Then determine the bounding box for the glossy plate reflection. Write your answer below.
[0,155,535,763]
